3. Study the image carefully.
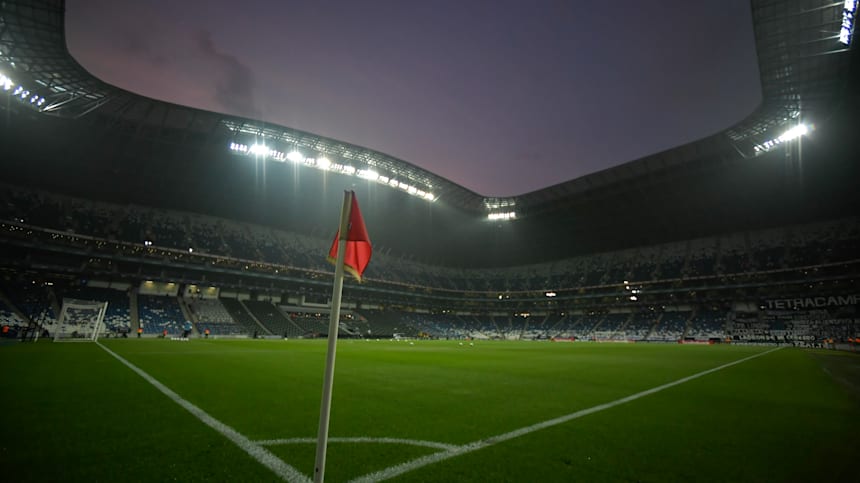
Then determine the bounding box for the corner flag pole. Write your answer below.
[314,190,353,483]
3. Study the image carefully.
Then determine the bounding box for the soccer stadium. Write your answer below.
[1,0,859,481]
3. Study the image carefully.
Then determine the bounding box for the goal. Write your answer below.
[53,299,108,342]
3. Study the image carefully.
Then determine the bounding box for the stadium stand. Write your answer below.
[0,0,857,346]
[187,298,246,336]
[687,308,728,341]
[217,298,263,335]
[0,281,56,331]
[0,298,25,329]
[138,295,185,335]
[650,312,688,342]
[241,300,288,337]
[624,312,660,341]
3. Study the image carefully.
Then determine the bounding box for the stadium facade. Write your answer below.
[0,0,857,344]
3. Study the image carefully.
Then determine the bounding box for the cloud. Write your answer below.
[117,32,168,67]
[195,30,258,117]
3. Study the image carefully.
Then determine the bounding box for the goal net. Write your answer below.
[53,299,108,342]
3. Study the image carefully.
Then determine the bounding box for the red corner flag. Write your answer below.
[327,192,372,282]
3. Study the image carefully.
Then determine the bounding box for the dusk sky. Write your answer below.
[64,0,762,197]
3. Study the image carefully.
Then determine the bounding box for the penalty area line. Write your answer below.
[96,341,311,483]
[349,346,784,483]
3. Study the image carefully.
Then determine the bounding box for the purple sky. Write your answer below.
[65,0,761,197]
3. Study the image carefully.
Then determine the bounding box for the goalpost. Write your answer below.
[53,299,109,342]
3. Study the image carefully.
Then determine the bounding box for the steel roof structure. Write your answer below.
[1,0,855,216]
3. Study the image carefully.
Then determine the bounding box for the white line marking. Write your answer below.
[349,347,783,483]
[96,342,311,483]
[256,437,460,451]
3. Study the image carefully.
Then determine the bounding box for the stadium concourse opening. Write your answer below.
[0,0,859,482]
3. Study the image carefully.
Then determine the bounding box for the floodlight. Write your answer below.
[249,143,269,156]
[545,291,557,297]
[358,169,379,180]
[840,0,857,45]
[777,124,808,142]
[0,74,12,90]
[287,150,303,162]
[753,123,811,153]
[317,157,331,170]
[487,212,516,221]
[629,295,638,301]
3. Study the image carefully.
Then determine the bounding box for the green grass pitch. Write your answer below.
[1,339,858,482]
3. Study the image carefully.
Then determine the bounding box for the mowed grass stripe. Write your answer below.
[387,347,860,483]
[103,340,771,445]
[348,347,782,483]
[96,341,311,483]
[7,340,854,482]
[0,342,287,482]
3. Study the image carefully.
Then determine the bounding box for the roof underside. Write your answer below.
[0,0,854,216]
[1,0,857,268]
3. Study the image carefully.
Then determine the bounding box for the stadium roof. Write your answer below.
[0,0,855,217]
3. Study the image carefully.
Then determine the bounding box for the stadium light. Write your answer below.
[226,140,437,202]
[753,123,810,154]
[358,169,379,181]
[779,124,808,142]
[840,0,857,46]
[487,211,517,221]
[230,142,249,153]
[0,73,13,91]
[483,198,516,210]
[629,295,638,301]
[545,291,557,297]
[249,144,268,156]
